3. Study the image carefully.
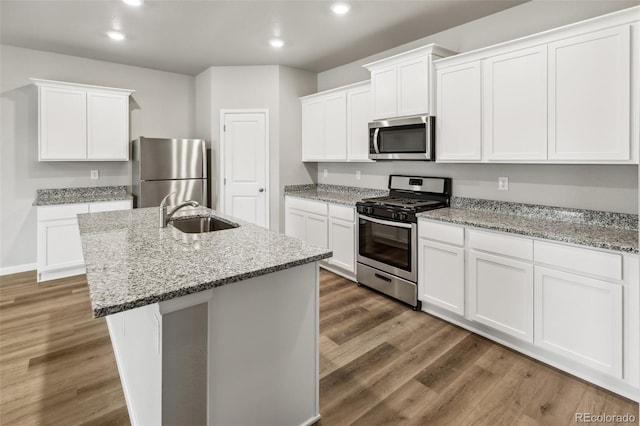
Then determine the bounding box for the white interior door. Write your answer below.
[222,111,268,227]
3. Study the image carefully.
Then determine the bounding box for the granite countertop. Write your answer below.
[417,198,638,254]
[34,186,132,206]
[78,206,332,318]
[284,183,387,206]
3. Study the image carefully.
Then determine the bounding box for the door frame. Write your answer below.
[219,109,270,228]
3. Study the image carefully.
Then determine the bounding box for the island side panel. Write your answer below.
[105,304,162,426]
[207,262,320,426]
[162,303,208,425]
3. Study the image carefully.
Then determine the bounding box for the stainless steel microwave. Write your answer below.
[368,115,435,160]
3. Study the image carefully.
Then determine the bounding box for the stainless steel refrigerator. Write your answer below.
[132,137,208,208]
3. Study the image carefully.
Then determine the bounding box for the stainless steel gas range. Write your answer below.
[356,175,452,310]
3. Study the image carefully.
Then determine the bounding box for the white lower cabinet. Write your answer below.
[534,266,623,378]
[416,218,638,399]
[306,213,328,249]
[468,251,534,343]
[285,196,356,279]
[328,204,356,274]
[417,220,465,315]
[37,199,132,282]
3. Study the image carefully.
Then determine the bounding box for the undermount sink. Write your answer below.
[170,216,239,234]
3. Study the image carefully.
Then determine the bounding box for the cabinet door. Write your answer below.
[87,92,129,160]
[328,218,355,273]
[534,266,622,377]
[436,61,482,161]
[301,99,325,161]
[548,25,631,161]
[39,87,87,160]
[397,56,429,117]
[324,92,347,160]
[38,218,85,274]
[347,85,373,162]
[305,213,328,249]
[483,46,547,161]
[371,66,397,119]
[285,207,306,241]
[418,239,464,315]
[468,251,533,342]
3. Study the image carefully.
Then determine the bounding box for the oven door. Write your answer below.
[357,214,417,282]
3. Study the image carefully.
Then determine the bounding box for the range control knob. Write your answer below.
[392,212,407,221]
[364,206,374,215]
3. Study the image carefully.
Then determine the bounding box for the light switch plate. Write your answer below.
[356,171,361,180]
[323,169,328,178]
[91,170,99,180]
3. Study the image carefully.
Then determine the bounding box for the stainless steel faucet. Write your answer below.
[159,192,200,228]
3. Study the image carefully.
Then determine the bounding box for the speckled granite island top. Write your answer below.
[417,197,638,254]
[284,183,387,206]
[78,206,332,318]
[34,186,132,206]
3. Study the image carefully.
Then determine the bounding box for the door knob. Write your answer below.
[258,188,265,193]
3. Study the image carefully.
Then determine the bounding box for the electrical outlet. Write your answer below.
[90,170,99,180]
[498,176,508,191]
[323,169,328,178]
[356,170,361,181]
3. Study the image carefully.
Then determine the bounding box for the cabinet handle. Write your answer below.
[258,188,265,193]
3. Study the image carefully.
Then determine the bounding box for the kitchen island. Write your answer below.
[78,206,332,426]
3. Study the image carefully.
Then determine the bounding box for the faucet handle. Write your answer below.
[160,192,176,208]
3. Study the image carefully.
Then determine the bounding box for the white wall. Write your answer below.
[318,162,638,214]
[315,1,639,214]
[195,65,317,232]
[0,45,195,272]
[277,66,318,231]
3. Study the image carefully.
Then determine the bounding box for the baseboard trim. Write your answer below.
[0,263,37,276]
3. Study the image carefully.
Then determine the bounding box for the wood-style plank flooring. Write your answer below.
[1,269,637,425]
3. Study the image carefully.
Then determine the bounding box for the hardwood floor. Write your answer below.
[1,269,637,425]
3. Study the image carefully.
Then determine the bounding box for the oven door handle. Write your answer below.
[359,214,413,229]
[373,128,380,154]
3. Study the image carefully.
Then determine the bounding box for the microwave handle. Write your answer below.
[373,128,380,154]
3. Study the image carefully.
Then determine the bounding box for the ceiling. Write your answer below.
[0,0,529,76]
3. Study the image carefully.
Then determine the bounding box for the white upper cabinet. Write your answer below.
[323,92,348,160]
[87,92,130,160]
[370,67,397,120]
[32,79,134,162]
[548,25,631,161]
[301,98,325,161]
[433,8,638,164]
[347,84,373,162]
[483,46,548,161]
[38,86,87,160]
[435,61,482,162]
[364,44,456,120]
[301,81,372,162]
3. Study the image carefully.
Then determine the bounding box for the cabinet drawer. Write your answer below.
[419,220,464,246]
[89,200,132,213]
[329,204,354,222]
[38,204,89,221]
[306,200,328,216]
[468,229,533,261]
[285,196,307,211]
[534,241,622,281]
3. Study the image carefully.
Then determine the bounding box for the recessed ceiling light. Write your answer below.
[107,31,126,41]
[270,38,285,48]
[331,2,351,15]
[122,0,143,6]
